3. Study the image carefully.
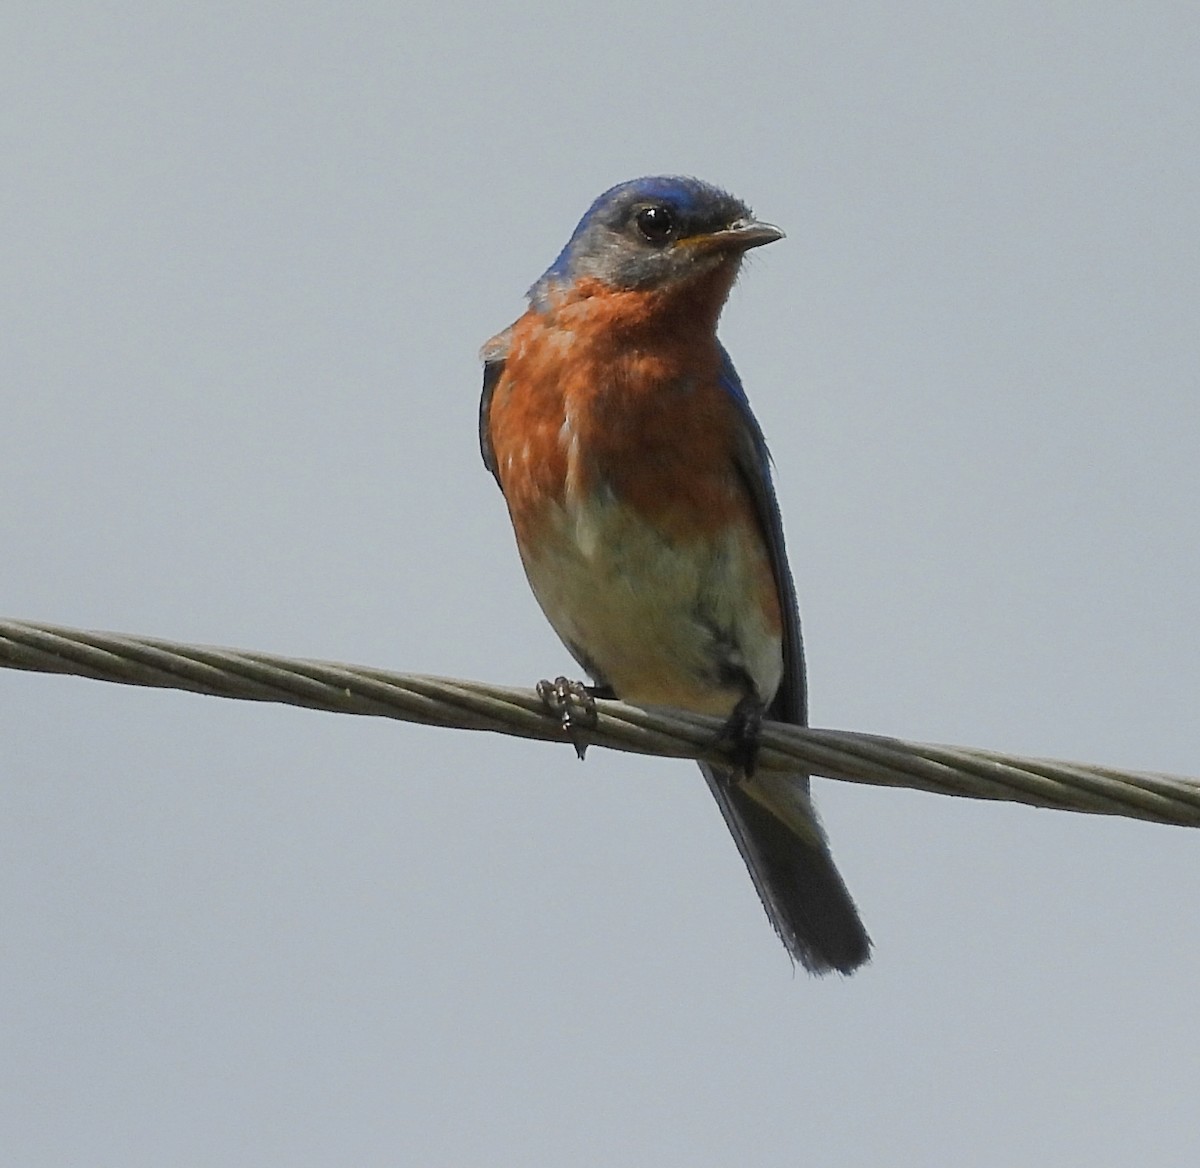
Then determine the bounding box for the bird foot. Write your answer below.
[536,676,602,759]
[711,694,764,777]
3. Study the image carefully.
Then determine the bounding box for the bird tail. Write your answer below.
[700,762,871,975]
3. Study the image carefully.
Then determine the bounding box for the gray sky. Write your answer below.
[3,4,1199,1164]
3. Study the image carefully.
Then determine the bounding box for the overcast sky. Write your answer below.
[3,4,1199,1165]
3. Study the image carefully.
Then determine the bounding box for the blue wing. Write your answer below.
[478,330,512,485]
[717,345,807,727]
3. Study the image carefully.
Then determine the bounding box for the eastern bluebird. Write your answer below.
[480,176,870,974]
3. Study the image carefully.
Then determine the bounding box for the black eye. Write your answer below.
[635,205,675,243]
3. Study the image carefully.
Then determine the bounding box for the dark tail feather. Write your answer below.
[701,762,871,975]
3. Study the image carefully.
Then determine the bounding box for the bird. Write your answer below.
[479,175,870,974]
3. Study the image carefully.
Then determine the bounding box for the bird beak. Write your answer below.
[681,217,785,254]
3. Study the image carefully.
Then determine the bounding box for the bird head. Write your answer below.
[529,176,783,307]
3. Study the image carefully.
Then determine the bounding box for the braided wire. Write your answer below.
[1,618,1197,827]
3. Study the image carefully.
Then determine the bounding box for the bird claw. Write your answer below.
[537,676,599,759]
[712,694,764,778]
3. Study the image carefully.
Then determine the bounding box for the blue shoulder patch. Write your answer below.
[717,343,772,467]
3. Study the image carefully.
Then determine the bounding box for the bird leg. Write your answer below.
[536,676,605,760]
[712,693,764,778]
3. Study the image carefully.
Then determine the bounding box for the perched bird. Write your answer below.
[479,176,870,974]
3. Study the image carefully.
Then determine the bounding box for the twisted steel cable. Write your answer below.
[1,618,1197,827]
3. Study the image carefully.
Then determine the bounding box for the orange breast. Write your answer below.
[486,278,767,551]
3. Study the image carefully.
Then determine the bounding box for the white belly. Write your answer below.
[519,491,783,717]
